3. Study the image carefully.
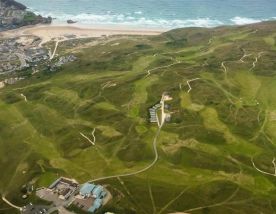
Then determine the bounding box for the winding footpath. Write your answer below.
[239,50,252,63]
[186,78,201,93]
[250,52,264,71]
[251,157,276,177]
[87,94,166,183]
[88,127,162,183]
[221,62,227,74]
[146,61,181,77]
[20,93,28,102]
[1,196,22,211]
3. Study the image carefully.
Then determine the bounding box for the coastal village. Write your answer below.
[0,35,77,89]
[0,36,48,74]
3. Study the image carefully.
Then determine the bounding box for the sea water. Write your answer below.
[17,0,276,29]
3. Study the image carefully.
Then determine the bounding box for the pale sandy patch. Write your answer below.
[1,24,165,44]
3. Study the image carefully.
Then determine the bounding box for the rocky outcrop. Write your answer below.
[0,0,52,31]
[67,20,77,24]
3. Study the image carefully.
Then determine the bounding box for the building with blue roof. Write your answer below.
[80,183,96,197]
[74,182,107,213]
[88,199,102,213]
[100,191,107,198]
[92,185,104,198]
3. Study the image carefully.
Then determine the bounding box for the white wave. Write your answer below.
[230,16,262,25]
[31,8,276,29]
[33,11,224,29]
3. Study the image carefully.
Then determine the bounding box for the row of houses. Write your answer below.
[149,103,161,123]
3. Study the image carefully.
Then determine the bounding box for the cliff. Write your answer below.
[0,0,52,31]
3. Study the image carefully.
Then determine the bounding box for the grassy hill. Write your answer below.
[1,21,276,213]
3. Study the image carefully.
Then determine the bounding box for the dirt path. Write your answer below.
[221,62,227,74]
[186,78,201,93]
[50,40,60,60]
[20,93,27,102]
[239,50,252,63]
[117,177,148,214]
[251,157,276,177]
[1,196,22,211]
[101,81,117,90]
[80,132,95,146]
[250,52,264,70]
[148,181,157,214]
[87,126,162,183]
[157,187,189,214]
[91,128,96,143]
[146,61,181,77]
[183,188,240,213]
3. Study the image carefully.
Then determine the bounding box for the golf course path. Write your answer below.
[221,62,227,74]
[80,132,95,146]
[91,128,96,144]
[20,93,27,102]
[251,157,276,177]
[250,52,264,70]
[183,188,240,213]
[146,61,181,77]
[88,92,168,183]
[239,50,252,63]
[88,126,162,183]
[186,78,201,93]
[1,196,22,211]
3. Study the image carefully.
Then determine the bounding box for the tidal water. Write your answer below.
[17,0,276,29]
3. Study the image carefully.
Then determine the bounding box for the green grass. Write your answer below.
[1,21,276,213]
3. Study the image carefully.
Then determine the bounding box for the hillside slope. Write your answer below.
[1,21,276,213]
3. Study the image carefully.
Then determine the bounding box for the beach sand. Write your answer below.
[0,23,166,44]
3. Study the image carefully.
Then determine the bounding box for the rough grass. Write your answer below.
[1,21,276,213]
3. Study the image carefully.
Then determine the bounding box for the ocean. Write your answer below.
[17,0,276,29]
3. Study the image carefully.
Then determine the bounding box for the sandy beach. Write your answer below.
[0,23,166,44]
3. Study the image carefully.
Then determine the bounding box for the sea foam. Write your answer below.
[18,0,276,28]
[30,9,274,29]
[32,11,225,29]
[230,17,264,25]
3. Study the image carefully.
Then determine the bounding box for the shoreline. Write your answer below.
[0,23,167,44]
[2,20,274,45]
